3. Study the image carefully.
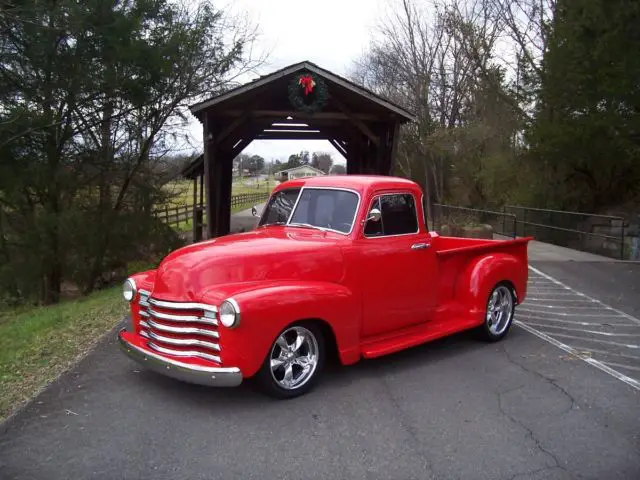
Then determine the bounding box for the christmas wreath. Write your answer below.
[287,72,329,114]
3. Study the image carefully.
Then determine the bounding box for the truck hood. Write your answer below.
[149,227,346,302]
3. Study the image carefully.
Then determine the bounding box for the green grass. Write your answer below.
[232,177,277,195]
[0,286,127,422]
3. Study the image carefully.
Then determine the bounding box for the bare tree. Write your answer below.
[351,0,526,217]
[0,0,267,303]
[446,0,557,120]
[352,0,499,218]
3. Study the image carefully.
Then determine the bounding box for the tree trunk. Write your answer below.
[43,256,62,304]
[84,97,114,294]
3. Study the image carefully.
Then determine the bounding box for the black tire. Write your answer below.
[478,282,516,342]
[253,321,326,399]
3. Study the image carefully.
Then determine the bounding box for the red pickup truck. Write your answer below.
[118,175,531,398]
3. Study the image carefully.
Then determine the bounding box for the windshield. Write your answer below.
[259,188,359,234]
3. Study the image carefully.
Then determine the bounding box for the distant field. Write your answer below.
[163,176,277,208]
[159,176,277,233]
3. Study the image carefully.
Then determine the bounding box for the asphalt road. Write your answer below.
[1,264,639,479]
[518,263,640,387]
[529,261,640,318]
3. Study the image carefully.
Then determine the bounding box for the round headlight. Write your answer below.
[219,299,240,328]
[123,278,136,302]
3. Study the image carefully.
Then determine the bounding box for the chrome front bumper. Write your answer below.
[118,329,242,387]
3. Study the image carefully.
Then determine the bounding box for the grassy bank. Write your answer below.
[0,286,127,422]
[0,178,278,422]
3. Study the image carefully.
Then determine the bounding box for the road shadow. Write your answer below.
[130,326,499,410]
[0,317,523,438]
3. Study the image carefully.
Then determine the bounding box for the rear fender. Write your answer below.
[455,254,527,325]
[201,281,360,377]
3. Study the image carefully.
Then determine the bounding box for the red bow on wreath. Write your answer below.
[298,75,316,96]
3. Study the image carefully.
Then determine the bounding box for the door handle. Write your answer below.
[411,242,430,250]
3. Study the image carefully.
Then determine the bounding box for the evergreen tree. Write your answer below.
[0,0,256,303]
[527,0,640,210]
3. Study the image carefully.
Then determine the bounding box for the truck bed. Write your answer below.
[433,235,532,257]
[432,235,533,306]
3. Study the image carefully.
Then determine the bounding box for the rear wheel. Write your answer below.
[479,283,515,342]
[254,322,325,399]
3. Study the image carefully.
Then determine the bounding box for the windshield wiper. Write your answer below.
[287,222,329,232]
[264,220,287,225]
[257,221,287,228]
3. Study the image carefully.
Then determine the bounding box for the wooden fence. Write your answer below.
[230,192,270,209]
[155,191,270,228]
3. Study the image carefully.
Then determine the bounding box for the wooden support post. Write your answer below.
[346,142,357,174]
[374,124,387,174]
[216,154,233,236]
[199,174,204,209]
[387,121,400,175]
[362,138,377,174]
[346,134,365,174]
[192,176,200,242]
[203,114,216,239]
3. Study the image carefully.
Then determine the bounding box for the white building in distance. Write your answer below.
[275,165,326,181]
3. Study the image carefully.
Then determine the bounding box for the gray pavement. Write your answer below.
[522,241,640,393]
[229,202,264,233]
[528,261,640,318]
[527,240,616,262]
[517,266,640,389]
[1,239,640,479]
[1,317,639,480]
[494,236,617,263]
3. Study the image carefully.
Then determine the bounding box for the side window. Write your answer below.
[363,198,383,236]
[364,193,418,237]
[259,188,300,226]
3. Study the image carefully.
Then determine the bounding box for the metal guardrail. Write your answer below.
[433,204,517,238]
[156,197,631,259]
[503,205,627,260]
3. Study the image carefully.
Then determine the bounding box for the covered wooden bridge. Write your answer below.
[182,61,416,241]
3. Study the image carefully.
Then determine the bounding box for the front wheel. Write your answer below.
[254,322,325,399]
[479,283,515,342]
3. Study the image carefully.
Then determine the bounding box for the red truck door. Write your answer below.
[356,191,438,338]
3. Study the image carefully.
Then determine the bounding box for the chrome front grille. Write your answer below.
[137,290,221,363]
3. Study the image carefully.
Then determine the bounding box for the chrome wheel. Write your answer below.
[486,285,514,335]
[269,326,319,390]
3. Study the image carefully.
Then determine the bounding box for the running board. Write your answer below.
[360,317,482,359]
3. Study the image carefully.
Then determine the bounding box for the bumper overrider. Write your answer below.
[118,328,243,387]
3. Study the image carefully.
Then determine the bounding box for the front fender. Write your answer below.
[127,269,157,332]
[201,281,360,378]
[455,253,528,324]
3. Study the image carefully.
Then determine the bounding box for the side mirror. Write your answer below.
[251,206,258,217]
[366,208,381,223]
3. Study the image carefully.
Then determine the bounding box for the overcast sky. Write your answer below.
[186,0,386,165]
